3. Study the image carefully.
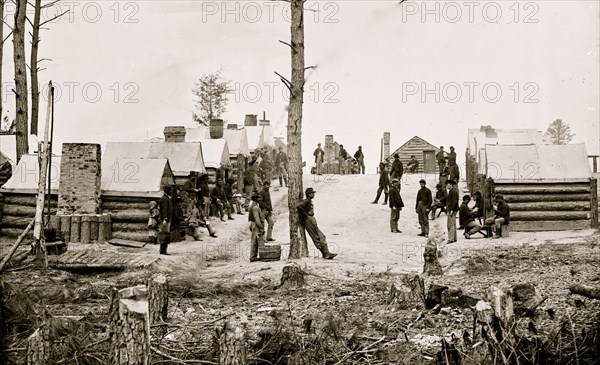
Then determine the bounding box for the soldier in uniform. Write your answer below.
[259,180,275,241]
[297,188,337,259]
[389,179,404,233]
[313,143,325,175]
[354,146,365,174]
[158,185,173,255]
[248,193,265,262]
[415,179,432,237]
[446,179,459,244]
[275,147,288,187]
[372,162,390,204]
[390,154,404,180]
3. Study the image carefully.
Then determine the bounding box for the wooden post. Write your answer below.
[218,322,247,365]
[590,178,598,229]
[147,274,168,338]
[26,324,51,365]
[423,239,443,276]
[483,177,495,221]
[98,214,108,243]
[90,214,99,241]
[276,262,306,289]
[70,215,81,243]
[80,215,91,243]
[48,215,60,232]
[109,286,150,365]
[59,215,71,243]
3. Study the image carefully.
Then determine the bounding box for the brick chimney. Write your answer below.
[259,111,270,126]
[163,126,186,142]
[244,114,258,126]
[58,143,102,214]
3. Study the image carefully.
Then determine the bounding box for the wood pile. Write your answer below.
[50,213,111,243]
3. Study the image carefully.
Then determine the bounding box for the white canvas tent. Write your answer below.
[1,154,62,194]
[223,128,250,157]
[103,141,207,176]
[185,126,210,141]
[101,158,175,197]
[485,143,592,182]
[244,126,265,152]
[261,125,275,147]
[200,139,231,169]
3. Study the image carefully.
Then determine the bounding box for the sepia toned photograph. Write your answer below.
[0,1,598,364]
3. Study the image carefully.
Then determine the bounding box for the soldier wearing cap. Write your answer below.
[259,180,275,241]
[275,146,288,187]
[297,187,337,259]
[354,146,365,174]
[436,146,446,174]
[248,192,265,262]
[446,179,459,244]
[158,185,173,255]
[313,143,325,175]
[485,194,510,239]
[415,179,432,237]
[389,179,404,233]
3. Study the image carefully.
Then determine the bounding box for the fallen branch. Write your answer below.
[150,346,216,364]
[569,284,600,300]
[0,218,35,273]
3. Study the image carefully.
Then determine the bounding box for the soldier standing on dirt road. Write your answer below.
[259,180,275,242]
[158,185,173,255]
[389,179,404,233]
[354,146,365,174]
[249,193,265,262]
[297,188,337,259]
[415,179,432,238]
[390,154,404,180]
[446,179,459,244]
[313,143,325,175]
[372,162,390,204]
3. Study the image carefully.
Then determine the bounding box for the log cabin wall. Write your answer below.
[101,195,156,243]
[386,136,441,174]
[0,193,58,239]
[493,180,596,231]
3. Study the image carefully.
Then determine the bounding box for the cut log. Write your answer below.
[80,215,91,244]
[101,200,151,210]
[108,210,149,223]
[569,284,600,300]
[504,193,590,203]
[147,274,168,339]
[70,215,81,243]
[59,215,71,243]
[0,215,37,228]
[111,222,148,232]
[0,218,35,273]
[387,274,425,310]
[90,215,99,241]
[509,201,590,211]
[2,205,36,216]
[108,286,150,365]
[591,178,598,228]
[510,220,591,231]
[218,322,247,365]
[2,194,57,207]
[495,185,590,194]
[108,239,147,248]
[26,324,51,365]
[111,231,151,243]
[275,262,305,289]
[423,240,442,276]
[510,211,589,221]
[98,214,110,242]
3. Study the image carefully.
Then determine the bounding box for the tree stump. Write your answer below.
[218,322,247,365]
[487,286,514,325]
[387,274,425,310]
[276,262,306,289]
[108,285,150,365]
[423,240,443,276]
[147,274,168,338]
[26,324,51,365]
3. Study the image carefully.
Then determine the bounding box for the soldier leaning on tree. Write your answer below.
[297,188,337,259]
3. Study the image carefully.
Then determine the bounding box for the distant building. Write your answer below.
[386,136,441,174]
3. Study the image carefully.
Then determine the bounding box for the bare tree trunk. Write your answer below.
[218,322,247,365]
[109,286,150,365]
[0,0,5,121]
[29,0,41,136]
[286,0,305,259]
[26,324,51,365]
[147,274,168,338]
[13,0,29,162]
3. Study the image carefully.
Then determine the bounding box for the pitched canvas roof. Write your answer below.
[102,158,175,197]
[244,126,265,151]
[103,142,207,176]
[185,126,210,141]
[200,139,230,169]
[262,125,274,147]
[467,127,546,157]
[484,143,591,182]
[223,128,250,156]
[1,154,62,194]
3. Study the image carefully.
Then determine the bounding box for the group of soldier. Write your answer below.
[313,143,366,175]
[375,146,510,243]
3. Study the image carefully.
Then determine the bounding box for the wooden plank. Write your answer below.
[591,178,598,229]
[108,239,147,248]
[510,211,589,221]
[509,201,590,211]
[495,185,591,194]
[504,193,590,203]
[106,210,148,223]
[510,220,591,231]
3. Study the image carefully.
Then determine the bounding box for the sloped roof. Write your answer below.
[467,127,546,157]
[244,126,265,151]
[223,128,250,156]
[102,158,174,197]
[200,139,230,169]
[387,136,440,161]
[1,154,62,194]
[484,143,591,182]
[104,142,207,176]
[185,126,210,141]
[262,125,274,147]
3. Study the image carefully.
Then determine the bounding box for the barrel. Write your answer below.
[210,119,224,139]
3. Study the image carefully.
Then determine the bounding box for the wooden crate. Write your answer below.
[259,245,281,261]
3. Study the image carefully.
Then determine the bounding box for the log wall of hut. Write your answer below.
[0,193,58,239]
[101,195,156,243]
[386,137,441,175]
[0,163,12,188]
[493,180,597,231]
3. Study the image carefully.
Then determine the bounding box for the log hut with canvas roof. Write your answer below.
[481,143,597,231]
[198,138,231,187]
[386,136,441,174]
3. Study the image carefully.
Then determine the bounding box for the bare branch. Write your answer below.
[279,40,297,52]
[3,30,14,43]
[274,71,293,94]
[38,58,52,63]
[40,10,68,26]
[3,20,13,30]
[41,0,61,9]
[304,65,317,71]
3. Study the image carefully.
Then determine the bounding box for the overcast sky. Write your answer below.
[0,1,598,173]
